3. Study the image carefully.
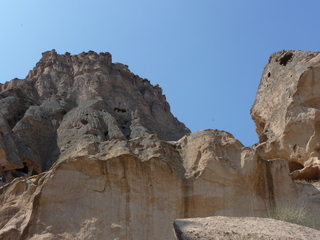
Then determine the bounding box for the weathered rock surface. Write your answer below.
[0,129,308,240]
[1,50,320,239]
[251,50,320,180]
[0,50,189,183]
[173,216,320,240]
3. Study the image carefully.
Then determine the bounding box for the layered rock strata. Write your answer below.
[251,50,320,180]
[0,50,189,183]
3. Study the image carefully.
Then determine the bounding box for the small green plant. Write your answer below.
[294,179,319,185]
[294,179,312,184]
[267,202,315,229]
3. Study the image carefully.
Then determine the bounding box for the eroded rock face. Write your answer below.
[1,50,320,239]
[0,130,301,240]
[251,50,320,180]
[0,50,190,183]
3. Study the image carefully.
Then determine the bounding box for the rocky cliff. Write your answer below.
[0,50,189,183]
[0,129,303,240]
[251,50,320,180]
[0,50,320,240]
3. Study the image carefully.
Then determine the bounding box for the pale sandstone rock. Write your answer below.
[0,130,305,239]
[251,50,320,180]
[0,50,320,239]
[173,216,320,240]
[0,50,189,183]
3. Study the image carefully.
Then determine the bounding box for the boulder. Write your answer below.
[173,216,320,240]
[251,50,320,180]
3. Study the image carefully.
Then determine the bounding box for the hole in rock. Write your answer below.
[267,72,271,78]
[16,162,29,173]
[293,144,297,153]
[259,133,268,143]
[60,109,67,115]
[114,107,126,113]
[81,119,88,125]
[288,160,304,172]
[104,131,110,140]
[279,52,293,66]
[116,117,131,140]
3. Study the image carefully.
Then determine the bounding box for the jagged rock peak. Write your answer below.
[0,50,190,182]
[26,50,113,80]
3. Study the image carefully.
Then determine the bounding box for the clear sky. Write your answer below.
[1,1,320,146]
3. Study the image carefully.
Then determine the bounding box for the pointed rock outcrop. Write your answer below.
[251,50,320,180]
[0,50,190,182]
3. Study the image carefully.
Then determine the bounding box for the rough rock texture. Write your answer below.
[251,50,320,180]
[0,129,308,240]
[173,216,320,240]
[0,50,320,239]
[0,50,189,183]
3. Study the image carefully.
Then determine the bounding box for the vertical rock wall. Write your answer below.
[0,130,302,239]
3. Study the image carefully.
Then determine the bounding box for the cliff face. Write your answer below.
[251,50,320,180]
[0,50,190,182]
[0,50,320,239]
[0,130,300,240]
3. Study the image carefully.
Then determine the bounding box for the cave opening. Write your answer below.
[16,162,29,174]
[279,52,294,66]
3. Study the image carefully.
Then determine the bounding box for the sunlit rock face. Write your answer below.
[0,50,190,183]
[251,50,320,180]
[0,50,320,240]
[0,130,299,240]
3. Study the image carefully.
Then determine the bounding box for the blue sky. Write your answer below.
[1,1,320,146]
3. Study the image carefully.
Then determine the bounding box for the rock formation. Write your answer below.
[251,50,320,180]
[0,50,189,183]
[173,216,320,240]
[0,50,320,239]
[0,129,304,239]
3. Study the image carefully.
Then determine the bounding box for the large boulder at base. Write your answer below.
[0,50,190,183]
[251,50,320,180]
[0,130,304,240]
[173,216,320,240]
